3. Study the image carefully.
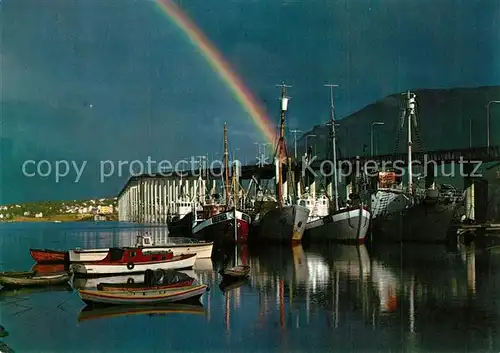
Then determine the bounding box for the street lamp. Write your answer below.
[371,122,385,157]
[289,129,302,159]
[261,142,272,162]
[306,134,316,157]
[487,100,500,150]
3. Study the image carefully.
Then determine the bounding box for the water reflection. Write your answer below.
[78,303,206,323]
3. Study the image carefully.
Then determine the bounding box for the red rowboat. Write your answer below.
[30,249,69,264]
[31,263,68,275]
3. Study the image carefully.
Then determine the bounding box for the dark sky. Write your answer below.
[1,0,499,202]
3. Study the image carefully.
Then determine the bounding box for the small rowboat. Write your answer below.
[30,249,69,263]
[78,303,205,322]
[0,271,71,288]
[78,284,208,305]
[219,265,250,279]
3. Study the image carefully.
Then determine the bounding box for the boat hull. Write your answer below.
[69,243,213,262]
[30,249,69,263]
[97,278,195,291]
[304,206,371,243]
[70,254,197,277]
[252,205,310,243]
[78,285,207,305]
[0,271,71,288]
[168,212,195,236]
[192,210,250,244]
[73,274,145,289]
[372,198,461,242]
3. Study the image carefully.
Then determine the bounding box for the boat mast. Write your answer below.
[224,123,230,208]
[325,84,339,212]
[276,82,291,208]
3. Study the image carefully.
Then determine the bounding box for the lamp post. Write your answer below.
[487,100,500,151]
[261,143,272,163]
[306,134,316,157]
[289,129,302,159]
[371,122,385,157]
[469,118,472,148]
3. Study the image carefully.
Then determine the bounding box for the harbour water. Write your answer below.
[1,222,500,352]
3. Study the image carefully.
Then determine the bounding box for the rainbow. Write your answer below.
[155,0,277,146]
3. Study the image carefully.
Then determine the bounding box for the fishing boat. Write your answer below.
[30,248,69,263]
[300,86,371,243]
[251,83,310,243]
[70,248,197,277]
[78,303,205,322]
[191,124,251,244]
[0,271,71,288]
[68,234,213,263]
[219,265,250,279]
[96,269,195,291]
[369,91,463,242]
[78,284,208,305]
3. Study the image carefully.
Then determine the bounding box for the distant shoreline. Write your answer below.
[0,214,117,223]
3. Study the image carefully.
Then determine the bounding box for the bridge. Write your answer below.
[119,144,500,188]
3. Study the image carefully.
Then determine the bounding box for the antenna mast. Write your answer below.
[402,90,416,195]
[325,84,339,212]
[276,82,291,208]
[224,123,230,208]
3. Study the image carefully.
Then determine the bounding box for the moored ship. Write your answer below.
[369,91,463,242]
[191,124,251,244]
[250,83,309,243]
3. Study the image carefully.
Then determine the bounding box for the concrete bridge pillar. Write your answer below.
[463,163,488,223]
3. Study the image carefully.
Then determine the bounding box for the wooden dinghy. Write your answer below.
[0,271,71,288]
[78,303,205,322]
[78,284,208,305]
[96,269,195,291]
[219,265,250,279]
[30,249,69,263]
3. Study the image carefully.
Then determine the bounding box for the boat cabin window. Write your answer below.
[131,252,136,257]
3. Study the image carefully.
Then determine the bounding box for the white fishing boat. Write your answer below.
[71,249,197,276]
[69,234,213,262]
[301,85,371,243]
